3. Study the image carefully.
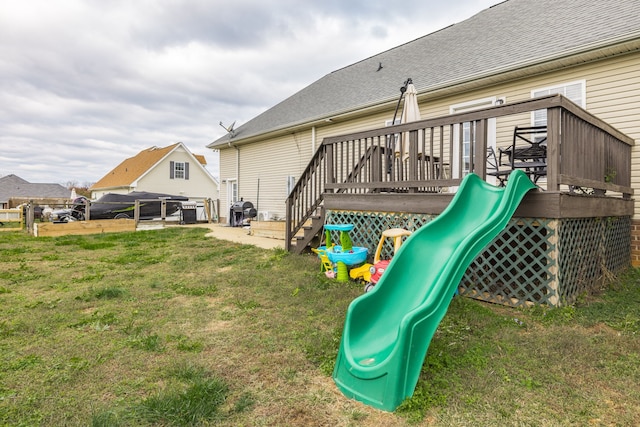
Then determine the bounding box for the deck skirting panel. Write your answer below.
[326,209,631,307]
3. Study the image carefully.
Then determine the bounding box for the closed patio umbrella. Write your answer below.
[396,80,421,161]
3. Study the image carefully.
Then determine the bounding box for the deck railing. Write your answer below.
[285,94,634,251]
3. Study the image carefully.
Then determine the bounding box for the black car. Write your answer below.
[56,192,188,221]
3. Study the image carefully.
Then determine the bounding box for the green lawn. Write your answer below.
[1,227,638,426]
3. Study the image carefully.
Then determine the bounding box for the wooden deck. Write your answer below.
[286,94,634,253]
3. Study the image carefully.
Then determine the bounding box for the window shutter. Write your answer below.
[185,162,189,180]
[170,161,174,179]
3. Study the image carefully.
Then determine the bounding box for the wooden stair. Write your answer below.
[292,207,325,254]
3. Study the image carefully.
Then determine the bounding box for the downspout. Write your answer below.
[228,141,240,196]
[311,126,316,153]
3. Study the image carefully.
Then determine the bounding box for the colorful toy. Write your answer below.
[311,247,334,275]
[368,260,391,288]
[313,227,340,278]
[365,228,412,292]
[326,246,368,282]
[322,224,368,282]
[349,263,373,282]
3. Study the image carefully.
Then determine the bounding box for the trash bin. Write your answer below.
[229,200,257,227]
[181,201,197,224]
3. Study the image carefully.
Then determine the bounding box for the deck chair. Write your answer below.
[486,147,512,187]
[498,126,547,183]
[499,126,547,166]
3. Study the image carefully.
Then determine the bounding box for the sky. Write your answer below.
[0,0,499,187]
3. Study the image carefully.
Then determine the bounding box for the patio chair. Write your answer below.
[499,125,547,183]
[486,147,511,187]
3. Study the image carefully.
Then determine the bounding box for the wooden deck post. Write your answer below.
[474,119,488,179]
[26,200,34,233]
[547,219,560,306]
[134,200,140,223]
[285,197,292,251]
[325,143,335,192]
[546,107,561,191]
[408,130,419,192]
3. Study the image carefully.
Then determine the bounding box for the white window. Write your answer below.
[228,179,238,204]
[286,176,296,196]
[174,162,185,179]
[170,161,189,180]
[449,97,500,180]
[385,118,401,149]
[532,80,586,126]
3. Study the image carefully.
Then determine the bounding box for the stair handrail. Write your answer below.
[285,139,391,251]
[285,143,328,251]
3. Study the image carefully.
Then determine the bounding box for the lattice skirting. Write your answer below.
[326,210,631,307]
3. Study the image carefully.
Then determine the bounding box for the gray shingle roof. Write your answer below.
[0,174,70,203]
[209,0,640,147]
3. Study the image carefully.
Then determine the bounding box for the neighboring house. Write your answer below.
[207,0,640,226]
[90,142,219,201]
[0,174,70,208]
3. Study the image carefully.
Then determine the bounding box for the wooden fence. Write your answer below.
[0,208,23,231]
[17,198,220,236]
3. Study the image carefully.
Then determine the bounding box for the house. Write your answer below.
[207,0,639,219]
[90,142,219,202]
[0,174,71,209]
[207,0,639,306]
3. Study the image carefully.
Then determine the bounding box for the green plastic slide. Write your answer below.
[333,170,536,411]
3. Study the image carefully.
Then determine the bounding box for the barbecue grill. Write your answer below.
[229,200,257,227]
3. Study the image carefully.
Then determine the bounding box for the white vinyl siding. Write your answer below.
[234,133,309,219]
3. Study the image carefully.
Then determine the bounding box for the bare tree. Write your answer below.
[64,181,93,197]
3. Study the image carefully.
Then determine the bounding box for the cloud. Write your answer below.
[0,0,497,186]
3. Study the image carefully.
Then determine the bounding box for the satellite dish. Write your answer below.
[219,121,236,138]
